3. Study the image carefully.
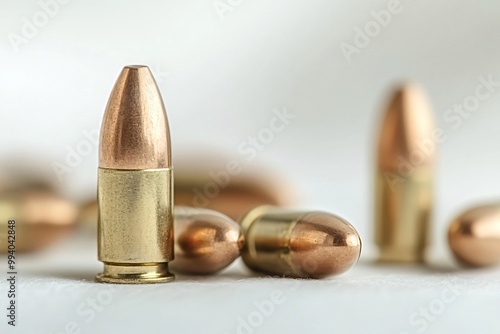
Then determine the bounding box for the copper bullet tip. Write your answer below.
[99,65,171,169]
[290,212,362,278]
[171,207,243,275]
[448,204,500,267]
[377,84,435,171]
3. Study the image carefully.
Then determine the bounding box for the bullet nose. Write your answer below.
[171,207,243,275]
[448,204,500,267]
[290,213,362,278]
[99,65,171,170]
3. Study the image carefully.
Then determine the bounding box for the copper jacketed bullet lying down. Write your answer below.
[171,206,244,274]
[375,84,437,263]
[240,206,361,278]
[96,65,174,284]
[174,154,298,220]
[448,204,500,267]
[0,187,78,252]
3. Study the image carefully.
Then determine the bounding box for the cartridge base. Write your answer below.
[95,263,174,284]
[377,246,425,263]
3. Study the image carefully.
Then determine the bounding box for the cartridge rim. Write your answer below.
[96,263,174,284]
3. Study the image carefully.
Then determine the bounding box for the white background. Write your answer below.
[2,1,500,333]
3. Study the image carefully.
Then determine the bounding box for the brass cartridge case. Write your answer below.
[240,206,361,279]
[97,169,173,282]
[375,170,432,262]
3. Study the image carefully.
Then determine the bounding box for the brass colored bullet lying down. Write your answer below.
[0,188,78,252]
[375,84,436,263]
[96,65,174,284]
[171,206,244,274]
[448,204,500,267]
[240,206,361,278]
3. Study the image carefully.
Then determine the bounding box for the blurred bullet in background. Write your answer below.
[448,204,500,268]
[174,153,299,221]
[0,185,78,253]
[78,199,98,233]
[375,84,436,264]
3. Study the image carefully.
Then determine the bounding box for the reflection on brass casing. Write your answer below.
[97,168,173,283]
[171,206,244,275]
[240,206,361,279]
[0,189,77,253]
[375,170,432,262]
[448,204,500,267]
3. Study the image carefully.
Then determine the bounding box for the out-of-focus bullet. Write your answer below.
[375,84,435,263]
[78,199,98,232]
[448,204,500,267]
[171,206,244,274]
[240,206,361,278]
[96,65,174,284]
[0,187,78,252]
[174,154,298,221]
